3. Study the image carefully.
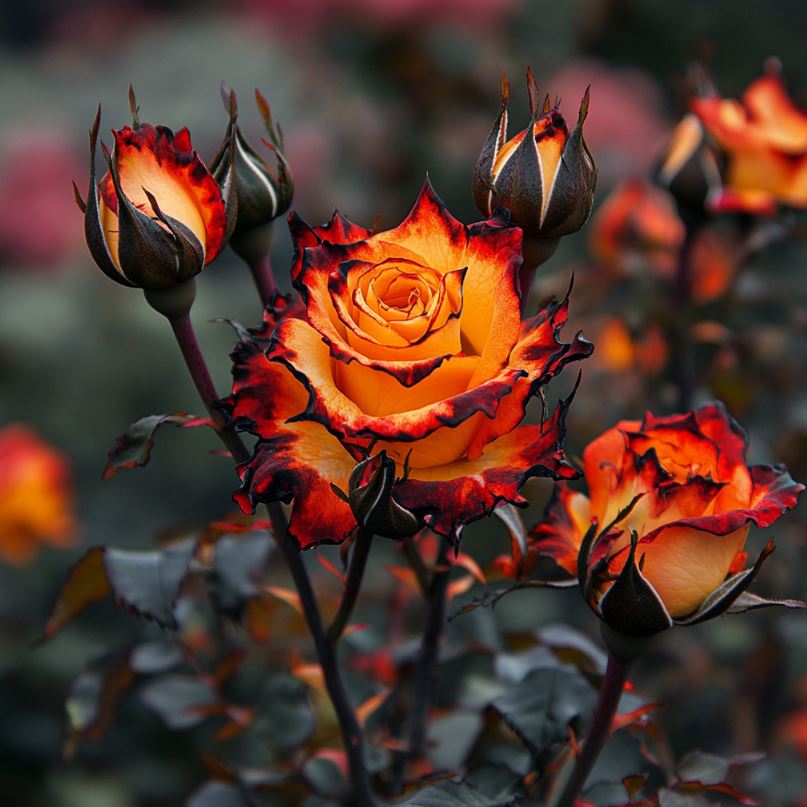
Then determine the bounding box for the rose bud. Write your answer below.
[473,69,596,270]
[210,85,293,265]
[76,93,227,308]
[334,451,419,539]
[657,113,724,215]
[530,404,804,637]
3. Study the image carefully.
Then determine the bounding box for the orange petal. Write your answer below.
[743,74,807,153]
[529,483,592,576]
[100,124,226,263]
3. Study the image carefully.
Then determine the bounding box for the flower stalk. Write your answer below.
[249,253,279,308]
[157,298,376,806]
[553,635,634,807]
[327,526,375,643]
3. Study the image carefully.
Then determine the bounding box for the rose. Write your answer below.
[0,424,76,565]
[79,104,227,290]
[689,68,807,214]
[225,180,592,548]
[530,403,803,635]
[473,70,596,243]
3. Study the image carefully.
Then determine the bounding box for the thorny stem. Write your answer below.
[167,311,376,806]
[553,651,631,807]
[327,527,375,644]
[250,253,278,307]
[397,539,453,785]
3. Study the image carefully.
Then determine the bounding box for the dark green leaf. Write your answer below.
[187,781,248,807]
[252,673,315,750]
[140,674,217,730]
[208,531,273,615]
[102,413,209,479]
[398,779,518,806]
[491,666,597,758]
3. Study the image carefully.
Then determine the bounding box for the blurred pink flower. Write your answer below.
[548,59,671,187]
[0,132,84,269]
[239,0,518,32]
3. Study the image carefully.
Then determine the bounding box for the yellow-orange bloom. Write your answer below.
[225,181,592,548]
[0,424,76,565]
[691,69,807,213]
[530,404,803,635]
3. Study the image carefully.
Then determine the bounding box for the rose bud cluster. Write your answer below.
[225,180,592,549]
[76,93,227,298]
[473,69,596,271]
[210,85,293,264]
[530,404,804,637]
[0,424,76,565]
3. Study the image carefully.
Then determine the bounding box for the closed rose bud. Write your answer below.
[341,451,419,539]
[210,86,293,264]
[76,94,227,293]
[473,69,596,246]
[530,403,804,636]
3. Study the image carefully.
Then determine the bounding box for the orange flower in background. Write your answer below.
[589,179,683,277]
[79,102,227,290]
[530,403,803,635]
[691,67,807,213]
[226,180,592,547]
[0,425,76,565]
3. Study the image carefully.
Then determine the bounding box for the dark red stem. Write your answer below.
[250,254,278,307]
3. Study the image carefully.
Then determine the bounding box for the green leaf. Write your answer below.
[187,782,248,807]
[251,673,315,750]
[208,531,273,616]
[398,779,518,806]
[491,666,597,758]
[41,540,195,639]
[140,674,217,730]
[102,413,210,479]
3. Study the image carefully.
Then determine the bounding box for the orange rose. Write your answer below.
[225,181,592,547]
[530,404,803,635]
[79,105,227,290]
[0,424,76,564]
[691,69,807,213]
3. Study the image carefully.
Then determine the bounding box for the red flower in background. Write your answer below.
[225,180,592,548]
[0,425,76,565]
[530,403,803,635]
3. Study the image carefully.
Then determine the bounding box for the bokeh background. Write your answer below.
[2,0,807,804]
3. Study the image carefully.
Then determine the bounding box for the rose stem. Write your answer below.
[165,310,376,806]
[401,535,430,597]
[553,651,631,807]
[396,538,453,785]
[670,215,702,411]
[327,526,375,643]
[250,253,278,307]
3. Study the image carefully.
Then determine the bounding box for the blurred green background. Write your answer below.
[1,0,807,804]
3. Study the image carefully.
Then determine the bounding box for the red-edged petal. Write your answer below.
[528,483,591,576]
[394,398,579,541]
[288,210,373,283]
[99,124,226,264]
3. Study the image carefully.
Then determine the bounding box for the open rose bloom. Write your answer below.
[0,425,76,565]
[691,70,807,214]
[531,404,804,636]
[225,181,593,547]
